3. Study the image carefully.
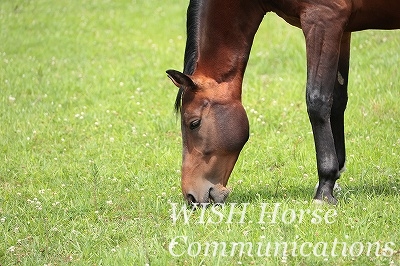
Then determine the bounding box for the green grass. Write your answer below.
[1,0,399,265]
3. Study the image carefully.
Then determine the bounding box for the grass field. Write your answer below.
[1,0,399,265]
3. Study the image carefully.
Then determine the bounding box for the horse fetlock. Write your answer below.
[314,180,339,205]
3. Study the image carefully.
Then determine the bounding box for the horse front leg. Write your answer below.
[301,11,350,204]
[331,32,351,173]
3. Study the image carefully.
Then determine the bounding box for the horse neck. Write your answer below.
[193,1,265,99]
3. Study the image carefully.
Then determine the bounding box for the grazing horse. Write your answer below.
[167,0,400,204]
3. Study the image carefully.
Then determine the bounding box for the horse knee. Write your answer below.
[306,93,332,122]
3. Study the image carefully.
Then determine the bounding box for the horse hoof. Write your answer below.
[313,181,339,205]
[313,197,338,205]
[313,199,324,205]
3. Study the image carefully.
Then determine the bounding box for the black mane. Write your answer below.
[174,0,201,112]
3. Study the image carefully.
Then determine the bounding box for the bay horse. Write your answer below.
[167,0,400,205]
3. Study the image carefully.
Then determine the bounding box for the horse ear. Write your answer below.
[166,69,196,89]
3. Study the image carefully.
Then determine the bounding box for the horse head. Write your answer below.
[167,70,249,204]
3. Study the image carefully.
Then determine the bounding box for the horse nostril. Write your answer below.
[209,185,230,203]
[208,188,215,203]
[186,193,197,204]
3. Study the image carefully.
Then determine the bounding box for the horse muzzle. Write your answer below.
[184,183,230,204]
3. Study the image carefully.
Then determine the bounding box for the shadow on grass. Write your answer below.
[228,177,399,204]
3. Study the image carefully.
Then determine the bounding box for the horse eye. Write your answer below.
[189,119,201,130]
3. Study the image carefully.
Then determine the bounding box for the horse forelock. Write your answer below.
[175,0,202,113]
